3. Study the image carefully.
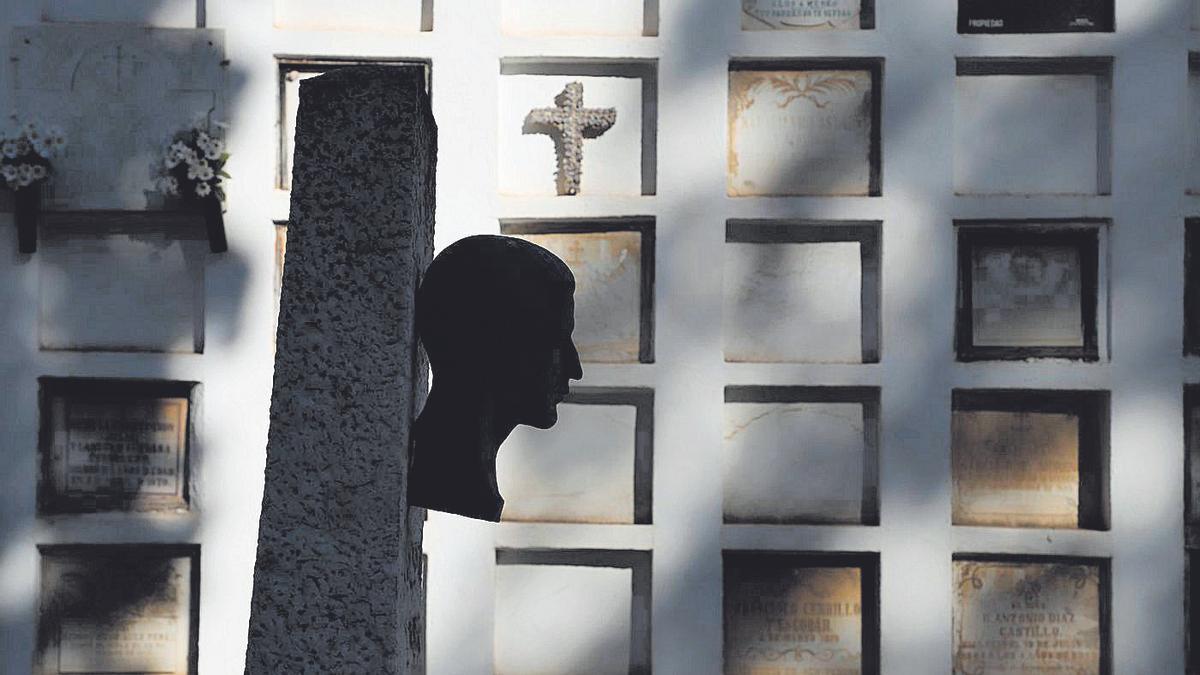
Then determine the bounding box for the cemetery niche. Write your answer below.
[39,378,194,514]
[958,0,1113,33]
[955,58,1113,196]
[274,0,432,32]
[494,549,652,675]
[1186,385,1200,546]
[956,224,1101,361]
[728,59,882,197]
[741,0,875,31]
[952,557,1107,674]
[724,220,880,363]
[952,389,1109,530]
[723,552,880,675]
[501,0,654,37]
[496,387,653,524]
[503,218,655,363]
[36,545,199,675]
[1187,220,1200,356]
[724,386,880,525]
[500,59,657,197]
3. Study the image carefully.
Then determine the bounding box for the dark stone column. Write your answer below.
[246,65,435,674]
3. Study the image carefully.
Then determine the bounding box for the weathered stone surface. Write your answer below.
[245,65,435,674]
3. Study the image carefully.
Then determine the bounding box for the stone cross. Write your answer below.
[245,65,434,674]
[523,81,617,196]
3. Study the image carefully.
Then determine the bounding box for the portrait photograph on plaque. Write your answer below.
[956,224,1101,361]
[35,545,199,675]
[952,389,1109,531]
[958,0,1113,33]
[38,378,195,514]
[723,551,879,675]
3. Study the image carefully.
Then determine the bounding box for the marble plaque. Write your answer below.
[12,25,224,210]
[953,560,1103,674]
[725,241,863,363]
[725,402,869,523]
[38,549,194,675]
[500,74,644,197]
[952,410,1080,528]
[728,69,873,196]
[502,0,645,35]
[955,74,1101,195]
[42,0,198,27]
[45,394,188,510]
[725,561,863,675]
[39,230,205,353]
[275,0,424,31]
[495,564,632,675]
[742,0,864,30]
[513,231,642,362]
[497,403,637,523]
[971,244,1085,348]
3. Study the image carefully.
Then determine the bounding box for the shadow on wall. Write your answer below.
[0,1,256,669]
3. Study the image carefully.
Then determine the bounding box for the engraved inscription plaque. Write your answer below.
[742,0,870,31]
[513,231,643,362]
[953,559,1104,674]
[728,65,878,196]
[958,0,1113,33]
[972,245,1084,348]
[952,410,1080,528]
[725,554,873,675]
[41,381,190,513]
[37,546,197,675]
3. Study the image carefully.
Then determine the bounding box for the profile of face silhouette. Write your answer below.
[409,235,584,521]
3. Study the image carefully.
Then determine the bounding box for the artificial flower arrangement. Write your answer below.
[158,120,230,252]
[1,116,67,253]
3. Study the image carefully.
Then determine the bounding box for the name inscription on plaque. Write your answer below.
[37,547,195,675]
[958,0,1113,33]
[742,0,865,31]
[725,557,864,675]
[953,559,1103,674]
[45,392,188,512]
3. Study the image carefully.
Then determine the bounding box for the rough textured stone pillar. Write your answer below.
[245,65,434,674]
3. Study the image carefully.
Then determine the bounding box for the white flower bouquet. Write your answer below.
[1,116,67,192]
[158,121,230,203]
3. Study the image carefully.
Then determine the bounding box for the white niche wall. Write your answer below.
[501,0,655,36]
[498,59,657,197]
[274,0,431,32]
[496,388,653,524]
[955,58,1113,196]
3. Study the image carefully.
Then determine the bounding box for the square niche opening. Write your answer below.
[39,216,207,353]
[38,378,196,515]
[497,388,652,524]
[724,386,879,525]
[728,59,882,197]
[494,549,651,675]
[499,59,658,197]
[953,556,1109,674]
[725,220,880,363]
[957,0,1113,33]
[275,0,433,32]
[952,389,1110,530]
[502,0,657,36]
[278,58,431,190]
[724,551,880,675]
[742,0,875,31]
[36,545,199,675]
[955,58,1112,196]
[955,222,1103,361]
[502,218,654,363]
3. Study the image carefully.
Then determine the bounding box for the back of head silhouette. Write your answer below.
[409,235,584,521]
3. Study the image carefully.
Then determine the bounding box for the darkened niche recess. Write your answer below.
[958,0,1113,33]
[1187,221,1200,355]
[952,389,1110,531]
[37,377,197,514]
[723,551,881,675]
[956,222,1102,362]
[1186,385,1200,546]
[1191,549,1200,673]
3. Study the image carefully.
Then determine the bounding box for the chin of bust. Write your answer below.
[521,408,558,430]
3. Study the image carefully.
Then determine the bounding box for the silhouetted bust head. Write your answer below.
[409,235,583,521]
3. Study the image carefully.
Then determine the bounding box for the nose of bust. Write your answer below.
[563,339,583,382]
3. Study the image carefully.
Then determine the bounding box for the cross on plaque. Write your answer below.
[522,82,617,196]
